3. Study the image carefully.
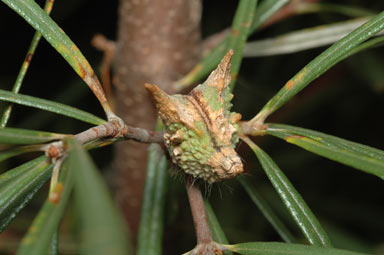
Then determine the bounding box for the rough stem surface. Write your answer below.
[114,0,201,239]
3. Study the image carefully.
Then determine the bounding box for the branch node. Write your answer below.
[183,242,226,255]
[44,141,64,162]
[239,121,267,137]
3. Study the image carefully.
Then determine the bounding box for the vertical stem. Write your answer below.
[185,178,213,244]
[114,0,201,241]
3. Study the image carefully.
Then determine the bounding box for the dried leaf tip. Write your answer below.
[205,49,233,91]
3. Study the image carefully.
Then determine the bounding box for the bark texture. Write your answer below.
[114,0,201,238]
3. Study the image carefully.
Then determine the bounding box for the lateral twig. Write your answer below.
[44,120,163,162]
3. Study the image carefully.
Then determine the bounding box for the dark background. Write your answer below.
[0,0,383,254]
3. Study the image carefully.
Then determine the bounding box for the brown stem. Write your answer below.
[124,125,163,144]
[114,0,201,240]
[185,177,213,244]
[45,120,163,162]
[75,120,163,145]
[75,120,122,144]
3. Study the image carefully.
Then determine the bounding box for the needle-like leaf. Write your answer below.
[0,156,47,186]
[18,161,73,254]
[0,89,106,125]
[1,0,55,127]
[137,144,168,255]
[238,176,296,243]
[244,17,382,57]
[1,0,114,117]
[266,123,384,180]
[251,11,384,125]
[0,127,66,145]
[242,137,332,247]
[0,159,52,232]
[174,0,288,90]
[67,138,131,255]
[224,242,369,255]
[204,201,232,250]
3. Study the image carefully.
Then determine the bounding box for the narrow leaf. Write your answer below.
[250,0,289,32]
[0,159,52,232]
[244,17,378,57]
[266,123,384,180]
[174,0,288,90]
[18,161,73,255]
[0,145,43,162]
[67,138,131,255]
[225,242,369,255]
[204,200,232,255]
[340,35,384,60]
[1,0,55,127]
[243,137,332,247]
[0,155,47,184]
[251,11,384,124]
[2,0,113,116]
[0,127,66,144]
[227,0,258,90]
[238,176,296,243]
[303,3,375,18]
[0,89,106,125]
[50,231,59,255]
[137,144,168,255]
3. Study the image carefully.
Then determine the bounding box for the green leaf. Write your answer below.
[224,242,369,255]
[227,0,258,90]
[250,0,289,32]
[237,176,296,243]
[50,231,59,255]
[302,3,375,18]
[0,89,106,125]
[0,159,52,232]
[204,201,233,255]
[1,0,55,127]
[251,11,384,124]
[244,17,376,57]
[175,0,288,90]
[0,156,47,184]
[18,161,73,255]
[243,138,332,247]
[0,127,66,145]
[266,123,384,180]
[340,35,384,60]
[1,0,88,77]
[137,143,168,255]
[67,138,131,255]
[0,145,43,162]
[1,0,113,116]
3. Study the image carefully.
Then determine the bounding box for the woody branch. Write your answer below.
[44,120,163,161]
